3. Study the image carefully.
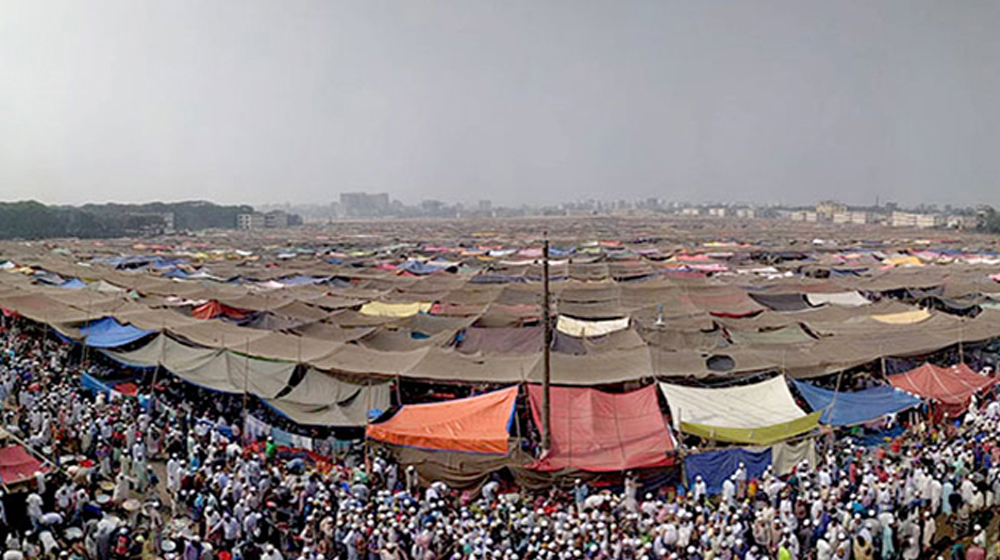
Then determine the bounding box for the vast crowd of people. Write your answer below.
[1,320,999,560]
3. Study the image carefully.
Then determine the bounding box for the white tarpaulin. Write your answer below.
[555,315,630,337]
[658,376,807,430]
[805,292,870,307]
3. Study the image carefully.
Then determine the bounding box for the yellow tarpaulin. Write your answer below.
[359,301,433,318]
[871,308,931,325]
[680,412,822,446]
[883,256,923,267]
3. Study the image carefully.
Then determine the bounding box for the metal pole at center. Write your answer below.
[541,231,552,451]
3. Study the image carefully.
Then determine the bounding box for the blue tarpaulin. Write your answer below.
[684,447,771,494]
[79,317,155,348]
[792,380,921,427]
[59,279,87,289]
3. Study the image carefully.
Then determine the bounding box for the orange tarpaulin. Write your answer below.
[366,386,517,454]
[888,363,996,417]
[191,300,248,320]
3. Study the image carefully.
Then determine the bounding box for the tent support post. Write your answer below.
[541,231,552,451]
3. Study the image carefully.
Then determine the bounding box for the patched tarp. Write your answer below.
[792,380,921,427]
[526,384,675,472]
[684,447,771,494]
[659,376,819,444]
[366,386,517,454]
[555,315,630,337]
[888,363,996,416]
[79,317,155,348]
[0,445,46,485]
[266,369,391,427]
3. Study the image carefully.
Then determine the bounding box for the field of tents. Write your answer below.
[1,222,1000,486]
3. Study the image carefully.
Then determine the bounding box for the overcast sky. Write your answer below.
[2,1,999,208]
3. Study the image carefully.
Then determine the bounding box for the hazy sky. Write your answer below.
[2,1,999,207]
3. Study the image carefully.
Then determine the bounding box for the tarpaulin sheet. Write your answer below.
[555,315,630,337]
[366,386,517,453]
[659,376,807,430]
[747,292,813,312]
[359,301,433,317]
[888,362,996,415]
[805,291,870,307]
[0,445,45,485]
[680,413,821,445]
[526,384,675,472]
[79,317,155,348]
[265,369,391,427]
[191,300,248,320]
[871,308,931,324]
[684,447,771,494]
[771,439,817,476]
[792,380,922,427]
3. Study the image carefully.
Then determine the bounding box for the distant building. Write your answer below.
[735,208,756,219]
[237,213,265,230]
[789,211,819,223]
[679,207,701,216]
[340,192,391,217]
[238,210,300,230]
[891,212,943,228]
[264,210,289,229]
[816,201,847,220]
[707,207,727,217]
[833,211,874,225]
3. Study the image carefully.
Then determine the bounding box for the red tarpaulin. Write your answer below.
[0,445,46,485]
[191,301,248,320]
[366,386,517,454]
[888,363,996,417]
[527,384,675,472]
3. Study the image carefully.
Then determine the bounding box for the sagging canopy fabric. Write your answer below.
[265,369,391,427]
[659,376,819,444]
[526,384,675,472]
[0,445,46,485]
[888,363,996,415]
[684,447,771,494]
[103,334,295,398]
[747,292,813,312]
[805,292,870,307]
[366,386,517,454]
[792,380,921,427]
[79,317,155,348]
[555,315,629,337]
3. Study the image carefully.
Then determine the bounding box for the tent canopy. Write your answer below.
[366,386,517,454]
[792,380,921,427]
[659,376,818,444]
[888,363,995,414]
[79,317,155,348]
[527,384,675,472]
[0,445,46,485]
